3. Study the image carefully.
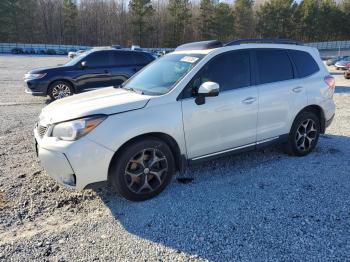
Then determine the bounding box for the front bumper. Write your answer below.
[37,145,76,187]
[325,113,335,128]
[34,126,115,189]
[24,79,48,96]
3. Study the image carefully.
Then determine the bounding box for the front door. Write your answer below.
[181,50,258,159]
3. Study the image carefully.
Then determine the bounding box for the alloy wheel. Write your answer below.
[295,118,317,152]
[124,148,168,194]
[52,83,72,99]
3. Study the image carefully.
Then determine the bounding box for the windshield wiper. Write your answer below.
[122,86,144,95]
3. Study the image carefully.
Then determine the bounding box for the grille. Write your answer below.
[38,125,48,138]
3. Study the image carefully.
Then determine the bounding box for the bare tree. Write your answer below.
[1,0,350,47]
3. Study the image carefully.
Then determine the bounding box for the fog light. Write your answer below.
[60,173,76,186]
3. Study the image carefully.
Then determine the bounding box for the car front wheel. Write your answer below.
[110,138,175,201]
[48,81,74,101]
[285,111,320,156]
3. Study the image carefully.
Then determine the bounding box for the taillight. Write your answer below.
[346,63,350,69]
[324,75,335,89]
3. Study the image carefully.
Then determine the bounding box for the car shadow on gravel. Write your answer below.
[97,134,350,261]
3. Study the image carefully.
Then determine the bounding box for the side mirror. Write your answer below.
[81,61,87,68]
[195,81,219,105]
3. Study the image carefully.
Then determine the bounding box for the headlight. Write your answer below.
[24,73,47,80]
[51,115,107,141]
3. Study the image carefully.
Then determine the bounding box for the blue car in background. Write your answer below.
[24,48,155,100]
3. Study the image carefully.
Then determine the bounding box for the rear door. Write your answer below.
[109,51,136,86]
[181,50,258,159]
[109,51,155,87]
[75,50,112,91]
[254,48,307,141]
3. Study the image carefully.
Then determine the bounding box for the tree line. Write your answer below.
[0,0,350,48]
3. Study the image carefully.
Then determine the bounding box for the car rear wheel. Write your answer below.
[110,137,175,201]
[285,111,320,156]
[48,81,74,101]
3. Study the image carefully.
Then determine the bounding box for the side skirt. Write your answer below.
[187,134,289,166]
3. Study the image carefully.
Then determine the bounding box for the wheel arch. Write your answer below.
[47,79,76,95]
[294,105,326,133]
[107,132,184,182]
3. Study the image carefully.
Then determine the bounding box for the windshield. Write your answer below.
[65,53,87,66]
[123,53,204,95]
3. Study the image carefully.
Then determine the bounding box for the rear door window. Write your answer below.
[132,52,153,65]
[255,49,294,84]
[110,51,134,66]
[289,50,319,78]
[85,51,111,68]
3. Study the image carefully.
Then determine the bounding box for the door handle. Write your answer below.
[292,86,303,93]
[242,97,256,104]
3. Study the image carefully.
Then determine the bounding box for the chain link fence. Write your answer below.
[1,41,349,56]
[0,43,174,55]
[0,43,91,55]
[305,40,350,58]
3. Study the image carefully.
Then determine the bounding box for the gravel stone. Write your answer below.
[0,55,350,261]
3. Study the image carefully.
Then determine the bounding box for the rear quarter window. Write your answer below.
[289,50,319,78]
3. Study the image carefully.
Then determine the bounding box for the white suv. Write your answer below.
[34,40,335,201]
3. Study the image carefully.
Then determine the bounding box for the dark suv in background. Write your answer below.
[24,49,155,100]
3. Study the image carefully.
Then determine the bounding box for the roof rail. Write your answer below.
[225,38,303,46]
[175,40,223,51]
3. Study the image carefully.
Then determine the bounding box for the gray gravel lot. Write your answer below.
[0,55,349,261]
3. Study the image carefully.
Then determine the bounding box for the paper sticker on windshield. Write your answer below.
[180,56,199,63]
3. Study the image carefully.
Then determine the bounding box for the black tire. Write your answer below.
[110,137,175,201]
[345,73,350,79]
[284,111,320,156]
[48,81,74,101]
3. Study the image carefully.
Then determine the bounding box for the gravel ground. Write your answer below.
[0,55,349,261]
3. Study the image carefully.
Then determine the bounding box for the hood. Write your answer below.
[40,87,151,124]
[29,65,73,74]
